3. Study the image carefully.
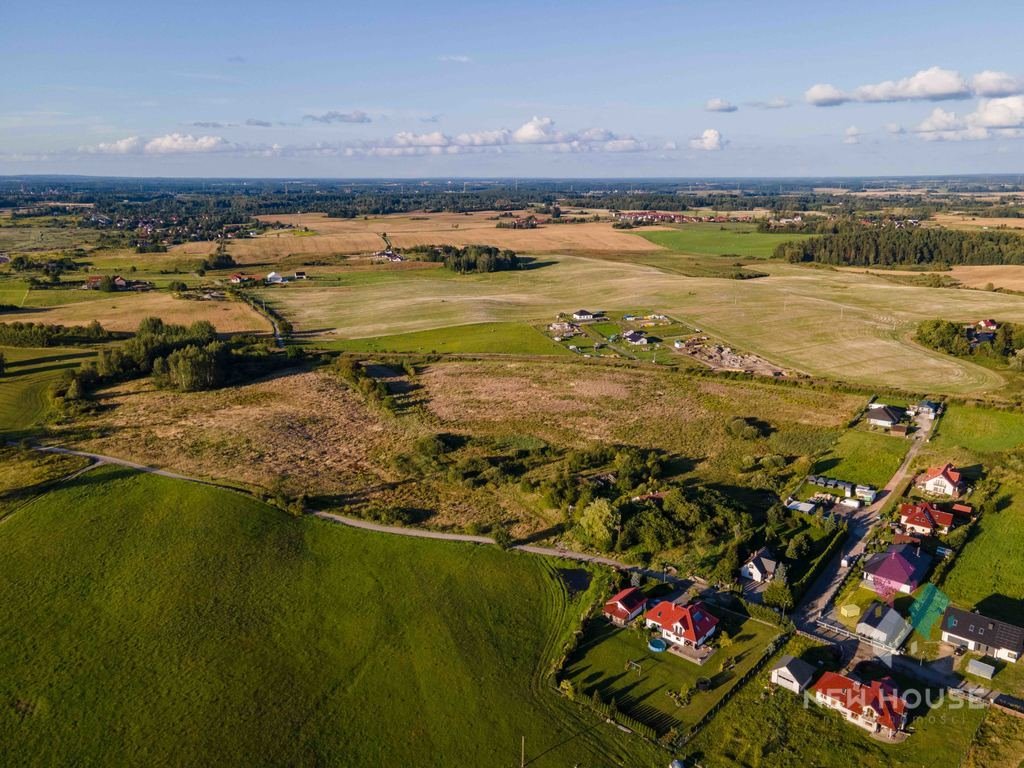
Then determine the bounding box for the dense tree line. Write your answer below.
[404,244,520,273]
[0,320,115,347]
[776,227,1024,266]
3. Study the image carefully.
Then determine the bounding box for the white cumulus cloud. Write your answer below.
[86,136,143,154]
[842,126,864,145]
[972,71,1024,98]
[689,128,724,151]
[705,98,737,113]
[807,66,1024,107]
[143,133,228,153]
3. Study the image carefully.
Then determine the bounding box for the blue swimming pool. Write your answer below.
[648,637,668,652]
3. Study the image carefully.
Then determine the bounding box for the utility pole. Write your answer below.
[520,736,525,768]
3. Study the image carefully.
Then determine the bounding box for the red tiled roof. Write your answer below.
[645,600,719,643]
[812,672,906,732]
[924,463,962,486]
[899,502,955,533]
[603,587,646,621]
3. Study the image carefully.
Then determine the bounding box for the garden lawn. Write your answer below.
[814,429,910,489]
[962,708,1024,768]
[941,480,1024,624]
[0,467,662,768]
[686,636,987,768]
[563,610,779,735]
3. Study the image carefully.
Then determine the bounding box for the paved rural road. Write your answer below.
[794,416,932,630]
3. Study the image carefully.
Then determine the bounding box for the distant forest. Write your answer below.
[775,228,1024,267]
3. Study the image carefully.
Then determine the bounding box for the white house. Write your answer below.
[770,655,816,694]
[739,547,777,583]
[645,601,719,649]
[623,330,648,345]
[921,464,964,497]
[265,271,285,284]
[941,607,1024,663]
[571,309,595,321]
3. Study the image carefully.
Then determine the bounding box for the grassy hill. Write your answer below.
[0,466,663,767]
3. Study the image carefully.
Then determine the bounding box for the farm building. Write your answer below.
[644,600,719,649]
[571,310,596,321]
[265,272,285,284]
[739,547,777,583]
[940,607,1024,663]
[602,587,647,626]
[857,602,912,650]
[622,330,648,345]
[770,655,817,694]
[811,672,907,737]
[921,463,964,497]
[862,544,932,595]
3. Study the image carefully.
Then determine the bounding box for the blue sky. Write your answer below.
[3,0,1024,177]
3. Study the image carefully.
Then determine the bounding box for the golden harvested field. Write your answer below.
[7,292,271,334]
[257,255,1024,394]
[846,264,1024,292]
[932,212,1024,230]
[947,265,1024,291]
[167,211,670,262]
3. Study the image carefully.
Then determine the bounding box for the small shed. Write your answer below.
[840,604,861,619]
[967,658,996,680]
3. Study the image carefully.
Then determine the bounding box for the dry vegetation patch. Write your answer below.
[62,371,408,496]
[7,292,270,334]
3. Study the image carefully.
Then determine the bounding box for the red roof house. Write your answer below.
[921,464,964,497]
[644,600,719,648]
[602,587,647,625]
[812,672,907,736]
[899,502,956,536]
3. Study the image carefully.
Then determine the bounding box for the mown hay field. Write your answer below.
[256,254,1024,395]
[3,291,271,334]
[0,466,663,767]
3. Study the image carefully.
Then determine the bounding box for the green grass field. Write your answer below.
[0,346,93,439]
[813,429,911,488]
[941,480,1024,624]
[962,708,1024,768]
[325,320,571,356]
[0,467,663,767]
[564,610,779,734]
[635,223,813,258]
[686,636,987,768]
[931,404,1024,454]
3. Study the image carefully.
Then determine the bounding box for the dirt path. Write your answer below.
[22,443,682,580]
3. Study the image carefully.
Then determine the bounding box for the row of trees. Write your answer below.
[403,244,521,273]
[776,227,1024,266]
[0,320,115,347]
